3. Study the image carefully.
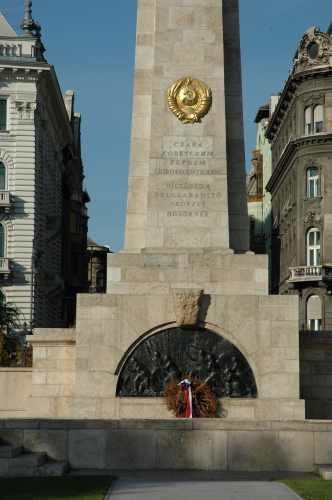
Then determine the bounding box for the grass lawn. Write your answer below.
[282,479,332,500]
[0,476,111,500]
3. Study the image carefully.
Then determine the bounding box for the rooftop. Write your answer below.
[0,12,17,37]
[0,4,45,63]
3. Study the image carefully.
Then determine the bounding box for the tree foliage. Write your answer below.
[0,298,32,367]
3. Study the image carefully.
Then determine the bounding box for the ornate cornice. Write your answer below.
[294,27,332,74]
[266,67,332,141]
[0,63,49,83]
[266,27,332,142]
[266,133,332,193]
[265,77,297,141]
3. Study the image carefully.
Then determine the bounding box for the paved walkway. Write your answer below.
[109,480,302,499]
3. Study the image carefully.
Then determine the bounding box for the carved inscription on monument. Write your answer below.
[150,136,223,219]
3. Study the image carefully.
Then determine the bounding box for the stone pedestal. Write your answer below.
[20,249,304,420]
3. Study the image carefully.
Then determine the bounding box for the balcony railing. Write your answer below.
[0,44,22,58]
[0,258,10,274]
[289,265,332,283]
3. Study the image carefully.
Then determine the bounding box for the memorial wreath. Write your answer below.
[165,377,218,418]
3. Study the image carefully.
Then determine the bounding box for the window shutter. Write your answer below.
[0,99,7,130]
[0,163,5,190]
[0,225,4,258]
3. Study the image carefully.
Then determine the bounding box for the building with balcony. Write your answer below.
[0,5,89,329]
[266,24,332,331]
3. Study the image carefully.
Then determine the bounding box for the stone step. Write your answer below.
[0,446,69,478]
[0,452,47,477]
[0,445,23,458]
[37,460,69,477]
[9,452,47,468]
[317,465,332,480]
[4,459,69,479]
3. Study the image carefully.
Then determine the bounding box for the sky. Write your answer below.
[2,1,332,251]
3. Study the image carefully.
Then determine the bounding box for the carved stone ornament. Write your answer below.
[116,326,257,398]
[304,211,321,225]
[174,288,202,326]
[167,77,212,124]
[293,26,332,73]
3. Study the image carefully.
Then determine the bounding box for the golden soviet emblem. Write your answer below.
[167,77,212,124]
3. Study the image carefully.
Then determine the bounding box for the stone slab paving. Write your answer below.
[108,480,302,500]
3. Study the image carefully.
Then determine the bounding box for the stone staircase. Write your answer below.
[0,440,69,477]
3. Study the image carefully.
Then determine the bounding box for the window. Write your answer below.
[307,228,321,266]
[0,162,6,191]
[0,224,4,258]
[304,105,324,136]
[0,99,7,131]
[307,295,322,331]
[314,105,324,133]
[308,319,322,331]
[305,107,312,136]
[307,167,320,198]
[308,42,319,60]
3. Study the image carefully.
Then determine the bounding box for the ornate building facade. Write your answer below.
[0,5,89,329]
[267,25,332,331]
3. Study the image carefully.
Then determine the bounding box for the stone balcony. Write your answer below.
[0,43,22,58]
[0,36,45,63]
[0,258,10,275]
[0,191,11,210]
[289,265,332,283]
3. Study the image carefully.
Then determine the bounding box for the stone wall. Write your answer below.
[0,369,31,417]
[300,332,332,419]
[28,329,76,418]
[0,419,331,471]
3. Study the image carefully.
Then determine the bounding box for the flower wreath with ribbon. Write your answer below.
[165,377,218,418]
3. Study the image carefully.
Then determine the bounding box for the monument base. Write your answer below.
[0,248,304,421]
[0,418,329,472]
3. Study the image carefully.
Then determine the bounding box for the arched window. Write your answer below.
[307,167,320,198]
[0,162,5,190]
[304,105,325,136]
[305,107,312,136]
[0,224,4,258]
[307,228,321,266]
[307,295,322,331]
[314,104,324,133]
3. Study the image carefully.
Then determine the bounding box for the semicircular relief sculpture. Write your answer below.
[116,327,257,398]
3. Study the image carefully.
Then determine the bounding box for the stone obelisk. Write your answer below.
[125,0,248,252]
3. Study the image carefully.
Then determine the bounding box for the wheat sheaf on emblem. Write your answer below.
[167,77,212,124]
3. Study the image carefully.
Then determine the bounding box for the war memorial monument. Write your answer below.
[2,0,332,474]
